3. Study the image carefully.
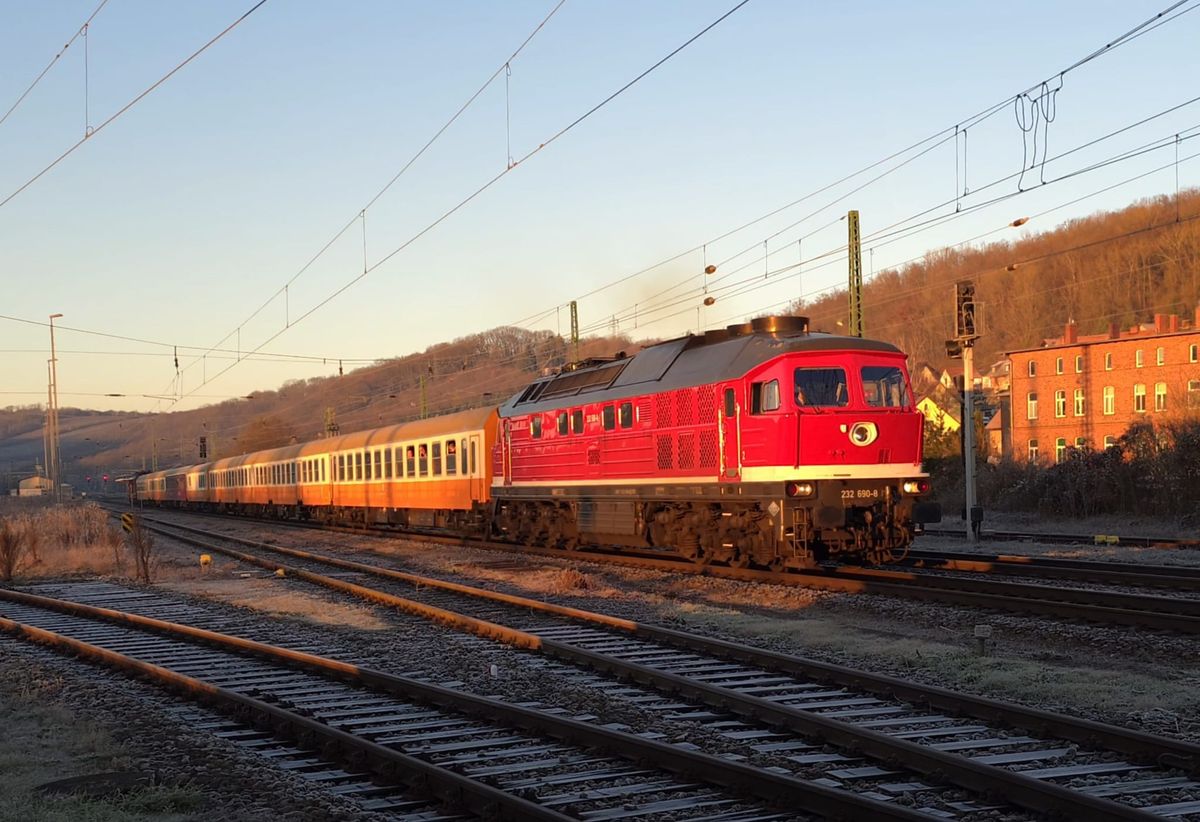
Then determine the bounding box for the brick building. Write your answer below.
[1007,309,1200,463]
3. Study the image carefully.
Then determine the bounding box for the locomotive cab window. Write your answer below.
[571,409,583,434]
[557,411,569,436]
[446,440,457,475]
[750,380,780,414]
[861,366,909,408]
[794,367,848,407]
[618,401,634,428]
[602,405,615,431]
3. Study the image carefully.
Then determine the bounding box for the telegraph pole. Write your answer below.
[847,211,864,337]
[48,313,63,501]
[948,282,980,541]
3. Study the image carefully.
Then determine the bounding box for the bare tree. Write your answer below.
[0,517,27,582]
[126,517,156,584]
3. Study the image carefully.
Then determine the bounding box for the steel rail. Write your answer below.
[922,527,1200,549]
[133,515,1182,822]
[902,548,1200,592]
[0,586,934,822]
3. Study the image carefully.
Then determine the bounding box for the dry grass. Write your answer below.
[0,503,131,581]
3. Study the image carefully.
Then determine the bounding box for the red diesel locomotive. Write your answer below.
[492,315,939,566]
[135,316,939,567]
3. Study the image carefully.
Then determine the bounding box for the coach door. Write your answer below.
[470,434,485,497]
[720,386,740,481]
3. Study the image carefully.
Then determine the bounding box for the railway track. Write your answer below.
[0,583,922,822]
[113,504,1200,634]
[900,548,1200,593]
[128,512,1200,820]
[921,528,1200,549]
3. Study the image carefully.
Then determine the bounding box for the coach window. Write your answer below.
[619,401,634,428]
[419,444,428,476]
[571,409,583,434]
[446,440,457,475]
[602,405,615,430]
[470,439,477,475]
[384,450,393,479]
[406,446,416,476]
[365,452,373,480]
[724,388,736,417]
[432,442,442,475]
[336,455,344,482]
[355,452,364,481]
[374,449,383,480]
[461,439,468,476]
[531,415,543,438]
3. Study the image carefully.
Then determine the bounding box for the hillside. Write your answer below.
[4,190,1197,490]
[793,190,1200,370]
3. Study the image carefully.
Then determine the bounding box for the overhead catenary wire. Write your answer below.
[171,0,754,406]
[505,0,1200,332]
[0,0,110,131]
[175,0,568,390]
[0,0,270,211]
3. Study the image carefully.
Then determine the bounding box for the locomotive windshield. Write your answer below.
[794,367,848,407]
[861,365,910,408]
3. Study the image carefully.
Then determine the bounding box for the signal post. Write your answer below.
[947,281,980,542]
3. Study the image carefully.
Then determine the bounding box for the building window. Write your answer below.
[1075,437,1087,449]
[1104,352,1113,370]
[1027,360,1037,377]
[1054,389,1067,418]
[1104,435,1116,449]
[1028,439,1039,461]
[1135,349,1144,367]
[1055,357,1063,375]
[1134,384,1146,413]
[1189,380,1200,408]
[1055,437,1067,464]
[1075,355,1083,373]
[1154,382,1167,412]
[1074,388,1085,417]
[1190,344,1198,363]
[1103,386,1115,415]
[1156,346,1165,366]
[1026,392,1038,420]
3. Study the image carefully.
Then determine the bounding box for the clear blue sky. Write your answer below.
[2,0,1197,413]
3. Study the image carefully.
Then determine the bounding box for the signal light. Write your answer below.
[902,479,930,494]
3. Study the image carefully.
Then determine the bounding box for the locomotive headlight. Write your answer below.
[786,481,815,497]
[902,479,930,495]
[848,422,878,446]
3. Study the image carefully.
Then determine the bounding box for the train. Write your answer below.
[135,316,941,567]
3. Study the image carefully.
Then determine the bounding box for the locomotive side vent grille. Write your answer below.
[676,389,695,426]
[698,386,716,423]
[677,432,696,470]
[588,448,602,466]
[656,435,673,469]
[699,430,718,469]
[637,397,653,424]
[655,394,673,428]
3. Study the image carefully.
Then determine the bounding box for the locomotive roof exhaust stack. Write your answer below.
[750,315,809,335]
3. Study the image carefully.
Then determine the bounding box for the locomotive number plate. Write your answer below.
[841,489,880,501]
